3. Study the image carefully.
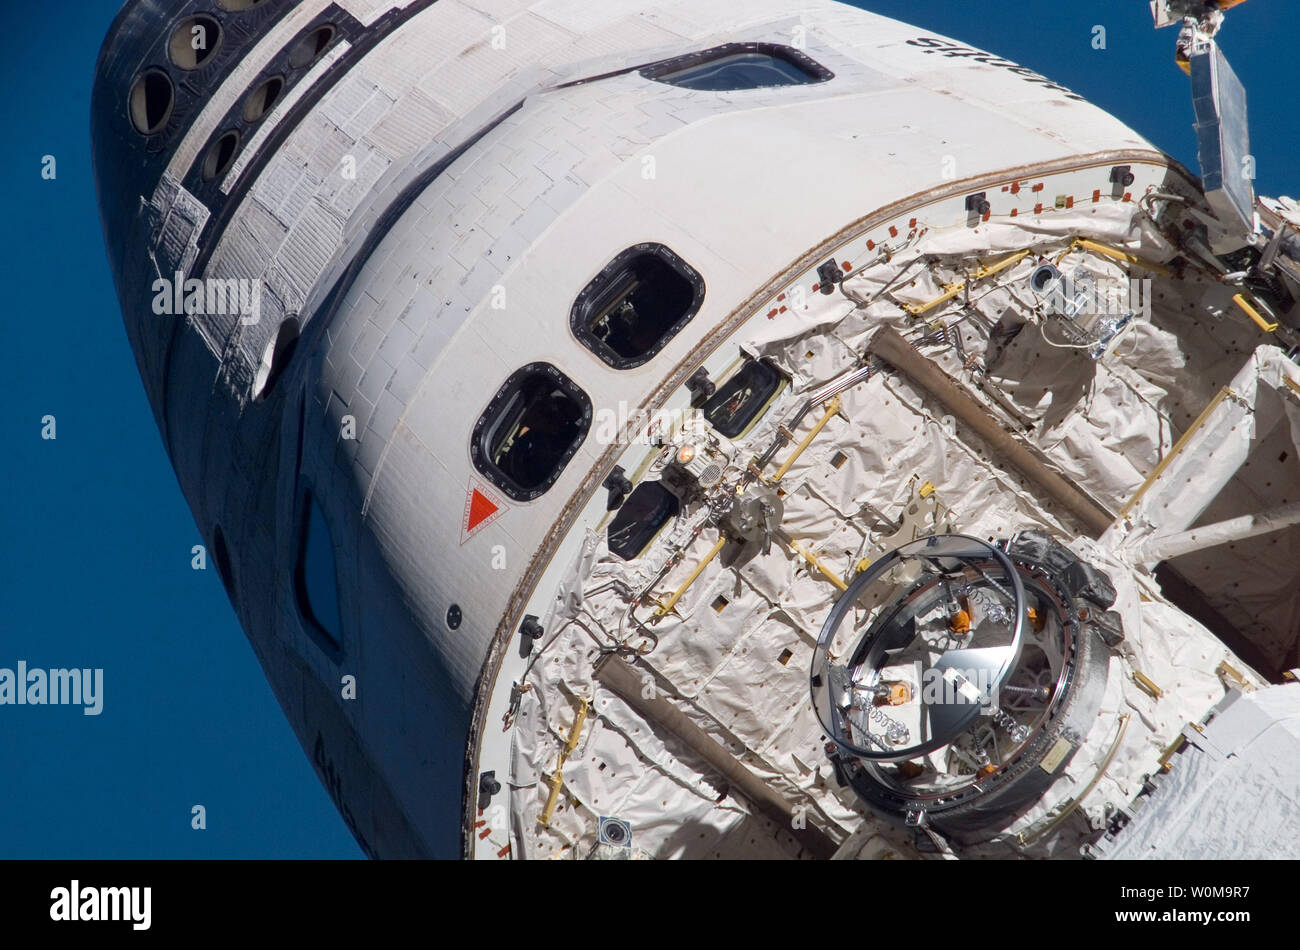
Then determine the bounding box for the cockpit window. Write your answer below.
[295,491,342,652]
[642,43,833,91]
[608,481,680,560]
[571,244,705,370]
[472,363,592,501]
[703,359,784,438]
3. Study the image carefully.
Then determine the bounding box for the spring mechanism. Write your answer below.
[965,584,1011,625]
[852,699,911,746]
[987,705,1031,744]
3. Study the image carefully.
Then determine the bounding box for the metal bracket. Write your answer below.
[602,466,633,510]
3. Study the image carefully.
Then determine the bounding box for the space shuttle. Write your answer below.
[92,0,1300,859]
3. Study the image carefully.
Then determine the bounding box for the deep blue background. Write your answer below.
[0,1,1295,858]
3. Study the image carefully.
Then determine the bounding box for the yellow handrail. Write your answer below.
[539,697,589,827]
[1233,292,1278,332]
[903,249,1031,316]
[653,536,727,618]
[773,397,841,481]
[788,539,849,591]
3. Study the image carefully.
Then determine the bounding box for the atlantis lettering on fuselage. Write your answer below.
[907,36,1087,101]
[313,733,377,858]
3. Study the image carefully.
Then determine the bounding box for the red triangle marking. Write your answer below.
[461,479,507,545]
[466,489,500,533]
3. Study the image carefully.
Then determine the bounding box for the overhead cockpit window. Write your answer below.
[608,481,680,561]
[129,70,174,135]
[253,317,301,400]
[289,24,338,70]
[571,244,705,370]
[472,363,592,501]
[703,359,784,438]
[642,43,833,91]
[201,129,241,182]
[169,15,223,71]
[242,76,284,123]
[295,492,342,651]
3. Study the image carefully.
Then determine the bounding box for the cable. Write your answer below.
[519,621,574,682]
[900,270,1034,346]
[851,254,933,308]
[1137,190,1187,220]
[1038,319,1095,351]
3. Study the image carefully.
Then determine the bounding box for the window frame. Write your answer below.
[640,42,834,90]
[607,480,681,561]
[702,357,787,439]
[570,243,706,370]
[293,486,344,658]
[471,362,593,502]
